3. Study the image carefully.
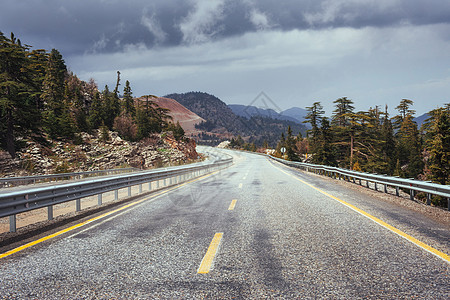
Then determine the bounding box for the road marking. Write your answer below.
[228,199,237,210]
[0,170,222,260]
[238,183,243,188]
[243,176,246,180]
[270,161,450,264]
[198,232,223,274]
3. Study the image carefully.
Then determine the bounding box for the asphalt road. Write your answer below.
[0,150,448,299]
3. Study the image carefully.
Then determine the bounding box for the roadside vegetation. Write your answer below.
[230,98,449,190]
[0,32,185,160]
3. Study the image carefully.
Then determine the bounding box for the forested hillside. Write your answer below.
[0,32,186,161]
[165,92,307,147]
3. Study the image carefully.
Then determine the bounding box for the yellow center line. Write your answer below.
[0,170,221,260]
[198,232,223,274]
[270,160,450,264]
[228,199,237,210]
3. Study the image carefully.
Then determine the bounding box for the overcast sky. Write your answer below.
[1,0,449,116]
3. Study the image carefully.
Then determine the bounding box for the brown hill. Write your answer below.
[152,97,205,137]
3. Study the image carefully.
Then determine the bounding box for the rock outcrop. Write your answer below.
[0,130,199,177]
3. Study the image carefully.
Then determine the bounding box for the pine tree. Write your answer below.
[359,107,387,173]
[0,32,39,157]
[136,95,171,139]
[122,80,135,117]
[397,115,423,178]
[392,99,415,130]
[423,105,450,184]
[303,102,324,153]
[27,49,48,111]
[88,92,103,129]
[65,72,89,132]
[102,85,120,129]
[313,117,337,166]
[285,126,299,161]
[332,97,354,127]
[380,106,396,174]
[331,97,355,168]
[41,48,73,138]
[167,121,185,140]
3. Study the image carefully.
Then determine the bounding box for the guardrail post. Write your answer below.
[115,190,119,200]
[426,194,431,205]
[157,180,160,189]
[366,180,370,188]
[9,215,16,232]
[128,186,131,196]
[76,199,81,212]
[139,184,142,194]
[448,198,449,211]
[164,179,167,186]
[384,184,388,193]
[396,186,399,196]
[48,205,53,220]
[374,182,378,191]
[410,189,414,200]
[148,181,152,191]
[98,193,102,205]
[358,178,361,185]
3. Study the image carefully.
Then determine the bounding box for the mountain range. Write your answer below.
[228,105,308,125]
[159,91,429,146]
[164,92,307,146]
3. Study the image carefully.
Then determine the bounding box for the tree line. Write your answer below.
[275,98,449,188]
[0,32,185,159]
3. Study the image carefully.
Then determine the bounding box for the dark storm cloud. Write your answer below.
[2,0,450,56]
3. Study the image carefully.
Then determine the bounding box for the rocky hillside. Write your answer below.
[0,130,198,177]
[152,97,205,137]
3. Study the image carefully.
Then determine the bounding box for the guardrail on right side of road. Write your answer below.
[0,152,233,232]
[267,156,450,210]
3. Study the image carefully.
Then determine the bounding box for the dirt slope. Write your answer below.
[153,97,205,137]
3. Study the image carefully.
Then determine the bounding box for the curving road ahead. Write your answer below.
[0,150,449,299]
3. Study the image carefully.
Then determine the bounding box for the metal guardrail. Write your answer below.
[0,168,141,188]
[0,152,233,232]
[268,156,450,210]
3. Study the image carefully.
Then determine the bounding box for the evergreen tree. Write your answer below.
[27,49,48,111]
[88,92,103,129]
[360,107,387,173]
[313,117,337,166]
[102,85,121,129]
[303,102,324,153]
[380,106,396,174]
[0,32,39,157]
[136,95,171,139]
[332,97,354,127]
[392,99,415,130]
[285,126,299,161]
[41,48,73,138]
[331,97,355,168]
[423,105,450,184]
[122,80,135,117]
[396,114,423,178]
[64,72,89,132]
[167,121,185,140]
